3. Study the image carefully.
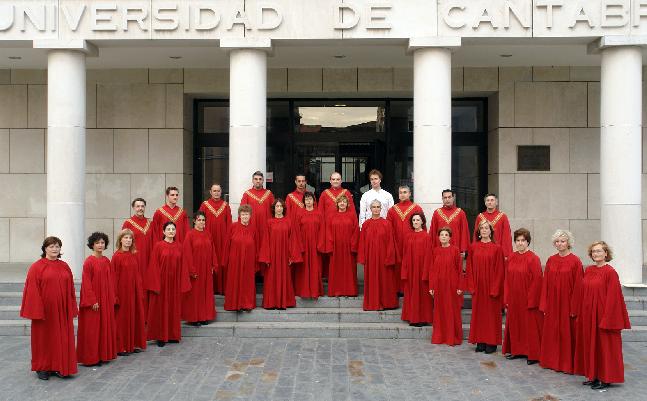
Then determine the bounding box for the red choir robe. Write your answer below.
[324,210,359,296]
[387,200,424,293]
[294,208,325,298]
[572,265,630,384]
[198,198,232,294]
[466,241,505,346]
[358,218,398,311]
[77,255,118,365]
[241,188,274,271]
[286,189,306,219]
[428,245,464,346]
[539,253,583,374]
[472,210,513,257]
[259,217,303,309]
[181,229,218,323]
[111,250,146,353]
[121,215,153,287]
[430,206,470,253]
[20,258,78,376]
[152,205,190,243]
[400,230,433,324]
[319,187,357,278]
[146,240,191,342]
[502,250,543,359]
[224,222,259,311]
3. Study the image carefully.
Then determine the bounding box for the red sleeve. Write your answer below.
[182,232,196,276]
[465,244,475,293]
[198,202,206,214]
[400,237,409,280]
[489,246,505,297]
[289,219,304,264]
[350,219,359,253]
[455,247,465,292]
[323,217,333,254]
[347,193,358,218]
[600,268,631,330]
[459,212,470,253]
[67,265,79,318]
[472,215,480,244]
[79,258,97,308]
[427,247,436,291]
[430,213,439,248]
[223,205,232,266]
[500,216,513,257]
[179,244,192,294]
[258,224,271,264]
[503,256,511,306]
[240,192,249,206]
[569,258,584,316]
[110,254,120,306]
[151,210,162,242]
[527,254,543,309]
[316,214,326,253]
[385,223,397,267]
[145,243,162,294]
[357,222,367,265]
[222,226,233,268]
[19,261,45,320]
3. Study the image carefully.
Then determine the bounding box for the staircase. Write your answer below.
[1,281,647,341]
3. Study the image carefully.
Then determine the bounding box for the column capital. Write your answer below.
[220,38,273,54]
[33,39,98,57]
[408,37,461,53]
[587,35,647,54]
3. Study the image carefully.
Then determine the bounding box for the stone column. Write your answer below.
[35,40,97,277]
[409,38,461,219]
[598,41,643,284]
[221,39,271,218]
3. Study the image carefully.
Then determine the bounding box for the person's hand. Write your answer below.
[190,273,198,279]
[429,289,434,296]
[91,303,99,311]
[456,289,462,295]
[460,252,466,259]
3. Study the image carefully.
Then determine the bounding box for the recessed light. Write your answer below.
[8,56,21,60]
[333,55,346,59]
[500,54,513,58]
[169,56,182,59]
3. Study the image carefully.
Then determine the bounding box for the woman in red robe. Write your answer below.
[146,222,191,347]
[572,241,630,390]
[466,220,505,354]
[259,198,303,309]
[502,228,543,364]
[324,195,359,296]
[77,232,117,366]
[539,229,583,374]
[428,227,463,346]
[294,192,324,299]
[182,211,218,325]
[198,184,231,295]
[400,212,433,325]
[20,237,78,380]
[358,200,398,311]
[224,205,259,311]
[111,229,146,355]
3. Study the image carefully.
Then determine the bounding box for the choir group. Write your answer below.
[20,169,630,391]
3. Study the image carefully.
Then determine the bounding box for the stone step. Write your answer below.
[622,285,647,297]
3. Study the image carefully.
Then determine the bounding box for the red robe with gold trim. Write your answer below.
[430,206,470,253]
[286,189,306,220]
[472,210,513,257]
[122,215,153,284]
[318,187,356,278]
[198,199,232,294]
[387,200,424,292]
[20,258,78,376]
[152,205,190,243]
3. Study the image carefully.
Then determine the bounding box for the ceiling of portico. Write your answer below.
[2,39,647,69]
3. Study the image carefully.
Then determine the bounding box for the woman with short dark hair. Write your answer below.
[20,237,78,380]
[77,232,118,366]
[294,191,325,299]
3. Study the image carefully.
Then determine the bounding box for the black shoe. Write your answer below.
[37,371,50,380]
[168,340,179,343]
[527,360,538,365]
[484,345,497,354]
[200,321,209,325]
[157,341,166,347]
[592,381,609,390]
[583,379,599,386]
[117,352,131,356]
[187,322,200,327]
[475,343,486,352]
[505,354,522,360]
[133,348,143,353]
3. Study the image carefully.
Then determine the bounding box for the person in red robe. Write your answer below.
[324,194,359,296]
[387,185,424,294]
[241,171,275,269]
[400,212,433,326]
[572,241,631,390]
[122,198,153,294]
[294,192,325,299]
[77,232,117,366]
[198,184,231,295]
[539,229,583,374]
[111,229,146,355]
[152,186,190,243]
[466,220,505,354]
[20,237,78,380]
[286,173,309,219]
[319,172,357,279]
[146,222,191,347]
[259,198,303,309]
[472,193,513,258]
[430,189,470,256]
[224,205,259,311]
[182,211,218,326]
[502,228,543,364]
[358,200,398,311]
[428,228,464,346]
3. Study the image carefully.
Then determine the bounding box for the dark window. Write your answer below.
[517,145,551,171]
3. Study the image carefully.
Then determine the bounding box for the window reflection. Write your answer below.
[297,106,385,133]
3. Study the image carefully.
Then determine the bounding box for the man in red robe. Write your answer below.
[387,185,424,292]
[430,189,470,256]
[152,186,190,243]
[318,172,356,278]
[240,171,275,263]
[122,198,153,287]
[472,193,513,258]
[198,184,232,294]
[286,173,308,218]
